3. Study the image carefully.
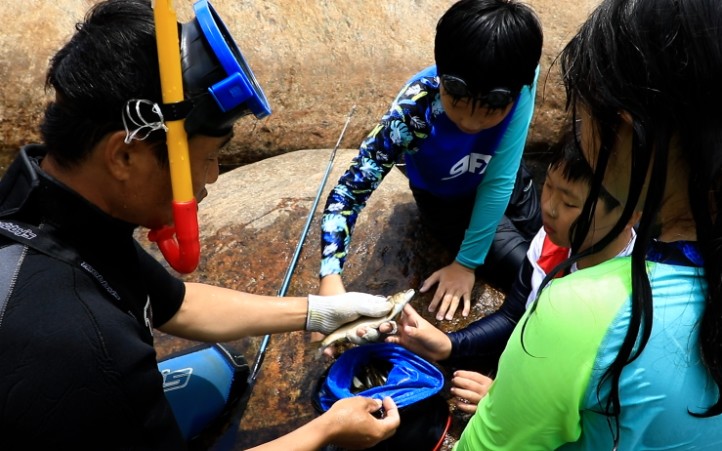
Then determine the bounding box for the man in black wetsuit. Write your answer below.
[0,1,398,449]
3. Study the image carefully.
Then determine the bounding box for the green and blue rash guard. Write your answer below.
[455,246,722,450]
[319,65,539,276]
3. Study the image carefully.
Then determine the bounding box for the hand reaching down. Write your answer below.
[421,261,475,320]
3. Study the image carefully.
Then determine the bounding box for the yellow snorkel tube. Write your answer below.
[147,0,271,274]
[149,0,200,274]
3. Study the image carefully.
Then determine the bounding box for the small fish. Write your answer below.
[350,357,394,393]
[319,289,415,350]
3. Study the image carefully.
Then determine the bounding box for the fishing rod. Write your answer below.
[249,105,357,384]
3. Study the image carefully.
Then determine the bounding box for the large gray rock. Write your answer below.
[144,148,507,449]
[1,0,601,171]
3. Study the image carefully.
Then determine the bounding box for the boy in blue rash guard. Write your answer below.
[319,0,543,322]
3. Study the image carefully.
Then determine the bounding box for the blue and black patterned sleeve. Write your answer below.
[319,79,437,277]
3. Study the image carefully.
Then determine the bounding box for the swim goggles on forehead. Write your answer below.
[439,74,514,109]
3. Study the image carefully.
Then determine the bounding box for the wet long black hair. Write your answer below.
[542,0,722,445]
[547,136,620,214]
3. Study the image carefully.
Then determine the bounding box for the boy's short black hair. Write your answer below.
[435,0,543,104]
[549,137,620,213]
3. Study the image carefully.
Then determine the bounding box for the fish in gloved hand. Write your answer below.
[318,289,415,354]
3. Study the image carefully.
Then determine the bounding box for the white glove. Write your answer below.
[306,292,392,335]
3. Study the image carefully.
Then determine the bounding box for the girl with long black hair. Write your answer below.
[449,0,722,447]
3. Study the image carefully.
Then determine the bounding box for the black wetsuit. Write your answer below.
[0,146,187,449]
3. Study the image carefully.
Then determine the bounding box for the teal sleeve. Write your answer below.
[455,258,632,450]
[455,66,539,269]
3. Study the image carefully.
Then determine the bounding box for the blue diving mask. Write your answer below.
[176,0,271,136]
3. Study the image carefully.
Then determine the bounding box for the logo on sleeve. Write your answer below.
[441,153,492,180]
[162,368,193,392]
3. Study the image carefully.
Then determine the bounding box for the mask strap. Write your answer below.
[122,99,168,144]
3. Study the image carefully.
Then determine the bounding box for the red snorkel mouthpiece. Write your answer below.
[148,200,200,274]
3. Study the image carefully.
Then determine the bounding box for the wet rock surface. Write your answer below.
[0,0,600,169]
[141,149,511,450]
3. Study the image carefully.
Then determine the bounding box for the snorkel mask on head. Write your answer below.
[180,0,271,136]
[145,0,270,274]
